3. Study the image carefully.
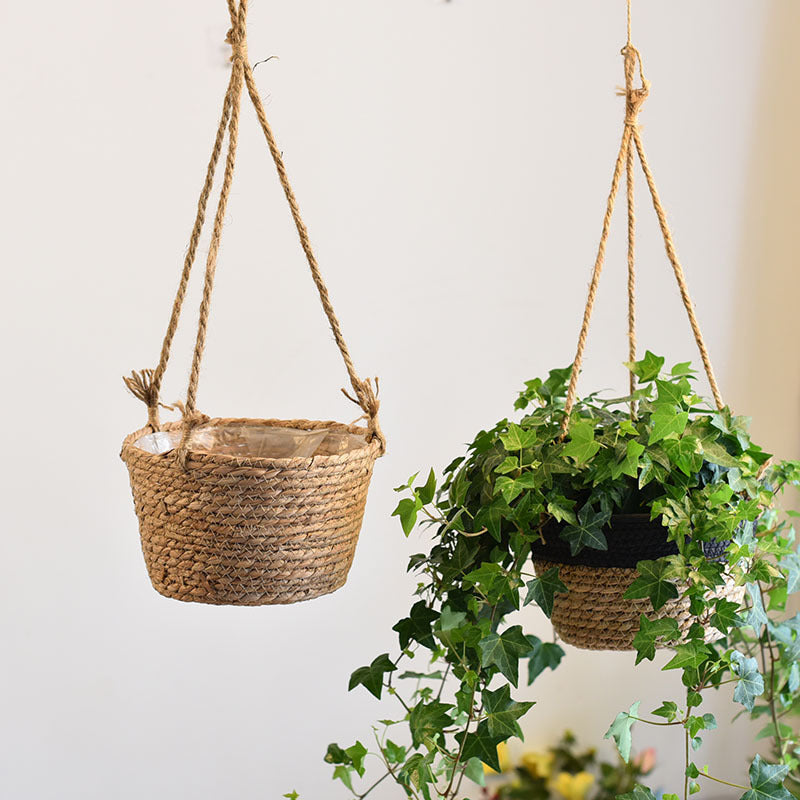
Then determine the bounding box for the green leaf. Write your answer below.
[482,685,535,739]
[333,765,354,791]
[495,472,537,504]
[604,701,640,763]
[626,351,665,382]
[478,625,532,687]
[611,439,646,480]
[656,378,688,405]
[648,408,689,445]
[325,743,349,764]
[393,602,439,650]
[408,701,453,748]
[345,742,368,777]
[624,560,680,612]
[417,469,437,505]
[283,792,299,799]
[711,597,742,634]
[456,721,506,773]
[560,505,609,556]
[384,740,407,765]
[524,567,568,617]
[687,713,717,738]
[731,651,765,712]
[500,423,537,452]
[392,496,422,536]
[348,654,397,699]
[463,757,487,787]
[563,419,602,464]
[652,701,679,722]
[527,637,566,683]
[632,615,681,664]
[742,755,793,800]
[617,787,658,800]
[663,642,710,671]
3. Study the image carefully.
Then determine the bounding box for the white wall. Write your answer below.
[1,1,798,798]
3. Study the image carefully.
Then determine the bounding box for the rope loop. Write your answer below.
[343,377,386,455]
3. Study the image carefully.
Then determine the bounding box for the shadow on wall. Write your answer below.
[730,2,800,460]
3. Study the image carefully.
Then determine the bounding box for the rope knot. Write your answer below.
[619,44,650,127]
[123,368,161,430]
[225,26,248,63]
[342,377,386,455]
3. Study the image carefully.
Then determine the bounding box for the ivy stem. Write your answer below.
[440,684,478,799]
[760,581,786,759]
[628,716,683,727]
[697,772,748,791]
[357,771,390,799]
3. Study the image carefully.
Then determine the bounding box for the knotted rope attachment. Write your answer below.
[125,0,385,464]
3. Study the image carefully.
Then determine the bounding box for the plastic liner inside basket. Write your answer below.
[133,424,366,459]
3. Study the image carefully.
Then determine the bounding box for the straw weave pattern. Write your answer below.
[534,560,745,651]
[121,418,380,606]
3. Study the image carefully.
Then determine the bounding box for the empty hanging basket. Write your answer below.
[120,0,385,607]
[531,40,743,650]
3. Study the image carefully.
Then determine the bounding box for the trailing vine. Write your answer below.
[311,354,800,800]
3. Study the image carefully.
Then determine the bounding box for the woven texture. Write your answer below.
[121,419,380,606]
[533,558,744,651]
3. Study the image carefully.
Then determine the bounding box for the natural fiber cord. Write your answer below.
[560,21,723,437]
[121,0,383,606]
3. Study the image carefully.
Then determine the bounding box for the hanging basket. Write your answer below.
[120,0,385,606]
[532,516,743,650]
[543,39,744,650]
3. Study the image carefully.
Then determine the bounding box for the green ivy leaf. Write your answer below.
[345,742,368,777]
[408,701,453,748]
[482,685,535,739]
[611,439,646,480]
[742,755,793,800]
[562,419,602,464]
[393,602,439,650]
[648,409,689,445]
[527,636,566,683]
[392,496,422,536]
[333,765,355,791]
[663,642,710,671]
[348,654,397,699]
[617,787,658,800]
[500,423,537,452]
[604,701,640,763]
[524,567,568,617]
[456,721,506,773]
[463,757,487,787]
[417,469,437,505]
[478,625,532,687]
[626,351,665,382]
[656,378,688,405]
[710,597,742,634]
[731,651,765,712]
[624,560,680,612]
[383,740,406,765]
[561,505,609,556]
[652,701,679,722]
[283,792,300,799]
[632,615,681,664]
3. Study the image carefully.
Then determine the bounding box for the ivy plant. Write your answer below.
[315,353,800,800]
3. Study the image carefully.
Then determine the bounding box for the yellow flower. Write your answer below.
[551,771,596,800]
[483,741,513,775]
[522,751,555,779]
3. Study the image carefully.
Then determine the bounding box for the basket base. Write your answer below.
[534,560,744,651]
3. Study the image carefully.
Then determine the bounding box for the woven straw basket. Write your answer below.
[121,419,381,606]
[532,515,744,651]
[121,0,384,606]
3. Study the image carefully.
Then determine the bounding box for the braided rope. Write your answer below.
[125,0,385,461]
[560,32,723,436]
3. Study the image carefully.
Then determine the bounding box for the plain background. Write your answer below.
[2,0,799,797]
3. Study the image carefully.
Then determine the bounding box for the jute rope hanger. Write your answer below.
[124,0,385,462]
[559,0,724,437]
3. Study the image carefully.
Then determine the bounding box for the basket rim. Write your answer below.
[120,416,382,468]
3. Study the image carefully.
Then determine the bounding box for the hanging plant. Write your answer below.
[316,359,800,800]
